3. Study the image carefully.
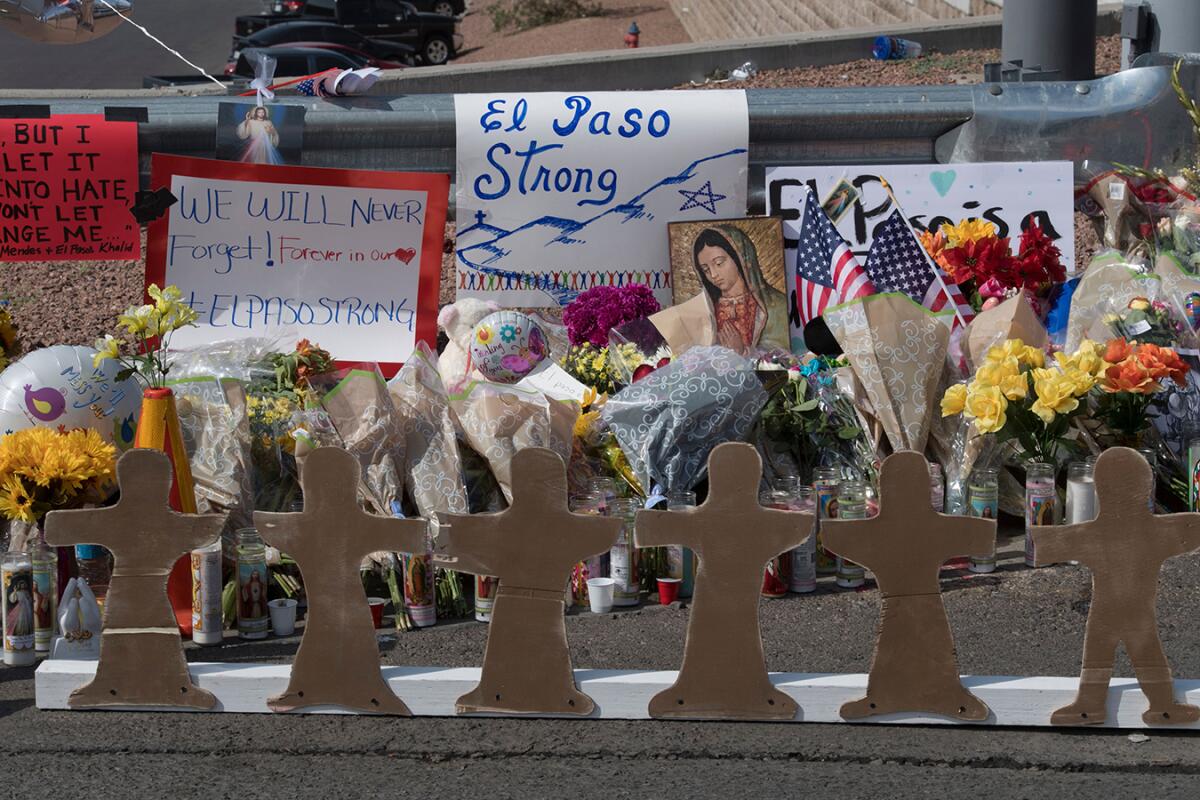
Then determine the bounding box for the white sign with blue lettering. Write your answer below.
[455,91,749,308]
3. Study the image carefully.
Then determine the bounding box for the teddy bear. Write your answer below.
[437,297,500,391]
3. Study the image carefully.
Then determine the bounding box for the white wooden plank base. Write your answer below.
[34,660,1200,729]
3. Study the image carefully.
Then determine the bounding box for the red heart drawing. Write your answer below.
[393,247,417,264]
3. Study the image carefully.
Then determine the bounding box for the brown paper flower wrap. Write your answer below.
[823,293,955,454]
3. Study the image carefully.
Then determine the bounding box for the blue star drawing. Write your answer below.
[677,180,726,214]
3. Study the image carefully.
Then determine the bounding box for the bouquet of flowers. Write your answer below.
[93,284,198,386]
[0,428,116,522]
[561,342,619,395]
[941,338,1097,465]
[1092,338,1189,444]
[0,304,17,373]
[1102,296,1188,347]
[921,219,1065,313]
[562,284,661,348]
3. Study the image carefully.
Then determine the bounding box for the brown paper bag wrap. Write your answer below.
[448,381,578,503]
[648,292,716,356]
[387,344,468,518]
[824,293,954,454]
[316,367,407,515]
[964,294,1048,371]
[1065,251,1157,352]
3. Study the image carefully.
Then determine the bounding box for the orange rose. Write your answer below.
[1135,343,1189,387]
[1102,359,1159,394]
[1104,338,1132,364]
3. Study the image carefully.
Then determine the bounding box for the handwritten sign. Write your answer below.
[767,161,1076,265]
[455,91,749,308]
[0,114,138,261]
[146,156,448,374]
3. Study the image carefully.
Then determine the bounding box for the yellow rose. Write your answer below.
[1021,346,1046,368]
[941,383,968,416]
[1061,366,1097,395]
[998,373,1029,401]
[1031,375,1079,425]
[963,385,1008,434]
[985,339,1026,364]
[975,356,1020,388]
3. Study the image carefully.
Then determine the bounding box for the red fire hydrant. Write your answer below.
[625,21,640,48]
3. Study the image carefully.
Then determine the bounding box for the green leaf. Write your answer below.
[115,367,137,382]
[837,426,861,440]
[797,399,820,412]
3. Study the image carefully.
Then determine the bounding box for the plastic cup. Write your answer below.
[657,577,681,606]
[268,598,298,637]
[586,577,615,613]
[368,597,387,629]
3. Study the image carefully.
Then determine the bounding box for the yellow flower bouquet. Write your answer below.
[0,427,117,522]
[93,284,198,387]
[941,338,1105,464]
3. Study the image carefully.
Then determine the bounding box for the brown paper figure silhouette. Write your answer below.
[1032,447,1200,726]
[44,449,226,709]
[435,447,621,715]
[635,442,812,720]
[255,447,428,714]
[821,451,994,722]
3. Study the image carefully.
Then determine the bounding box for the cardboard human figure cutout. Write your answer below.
[635,442,812,720]
[1032,447,1200,726]
[435,447,621,715]
[44,449,226,709]
[255,447,428,714]
[821,450,994,721]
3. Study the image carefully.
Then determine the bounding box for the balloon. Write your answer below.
[469,311,548,384]
[0,0,132,45]
[0,345,140,447]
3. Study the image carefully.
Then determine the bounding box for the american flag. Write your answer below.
[296,74,330,97]
[864,209,974,329]
[795,188,875,324]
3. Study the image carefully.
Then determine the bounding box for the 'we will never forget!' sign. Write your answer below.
[455,91,749,308]
[146,156,448,373]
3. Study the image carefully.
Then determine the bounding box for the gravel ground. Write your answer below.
[455,0,689,65]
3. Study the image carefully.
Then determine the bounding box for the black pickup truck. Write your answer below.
[236,0,463,65]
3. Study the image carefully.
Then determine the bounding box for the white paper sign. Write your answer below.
[455,91,749,308]
[767,161,1076,268]
[147,157,448,370]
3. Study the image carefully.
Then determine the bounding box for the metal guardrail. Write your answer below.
[1,63,1195,213]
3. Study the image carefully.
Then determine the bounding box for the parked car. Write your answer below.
[268,0,465,17]
[227,21,415,75]
[237,0,463,65]
[232,46,368,79]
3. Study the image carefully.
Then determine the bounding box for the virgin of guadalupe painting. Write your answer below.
[669,218,789,355]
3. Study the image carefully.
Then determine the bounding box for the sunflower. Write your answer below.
[0,476,36,523]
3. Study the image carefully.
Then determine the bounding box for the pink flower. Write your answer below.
[562,284,661,348]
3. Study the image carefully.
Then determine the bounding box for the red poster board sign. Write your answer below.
[145,155,448,377]
[0,114,139,261]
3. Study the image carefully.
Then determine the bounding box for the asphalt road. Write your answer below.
[0,0,258,90]
[5,530,1200,798]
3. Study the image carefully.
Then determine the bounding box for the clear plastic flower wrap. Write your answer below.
[1064,250,1157,352]
[607,316,673,386]
[601,345,768,495]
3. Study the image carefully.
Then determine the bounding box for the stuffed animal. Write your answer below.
[437,298,500,391]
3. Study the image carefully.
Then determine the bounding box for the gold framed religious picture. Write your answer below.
[668,217,789,355]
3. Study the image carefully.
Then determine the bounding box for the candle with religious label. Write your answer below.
[191,539,224,646]
[758,478,796,598]
[31,533,57,653]
[475,575,498,623]
[1024,462,1058,568]
[789,485,817,593]
[967,467,999,574]
[812,466,840,575]
[834,481,867,589]
[236,527,270,640]
[3,550,35,666]
[609,498,640,607]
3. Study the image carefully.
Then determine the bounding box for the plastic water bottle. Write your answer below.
[873,35,923,60]
[74,545,111,606]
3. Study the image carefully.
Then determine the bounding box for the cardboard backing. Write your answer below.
[634,442,812,720]
[434,448,621,715]
[255,447,429,714]
[821,451,994,722]
[964,293,1048,370]
[43,449,226,709]
[1032,447,1200,726]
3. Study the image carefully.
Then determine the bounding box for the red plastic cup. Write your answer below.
[657,577,681,606]
[368,597,387,628]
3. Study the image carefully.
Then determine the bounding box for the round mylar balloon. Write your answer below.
[0,345,140,447]
[0,0,132,45]
[469,311,548,383]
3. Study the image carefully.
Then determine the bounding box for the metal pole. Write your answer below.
[1001,0,1097,80]
[1147,0,1200,57]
